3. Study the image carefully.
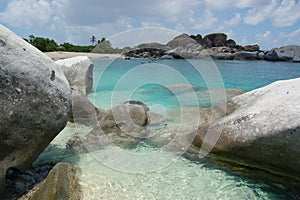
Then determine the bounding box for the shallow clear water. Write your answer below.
[35,59,300,199]
[88,59,300,109]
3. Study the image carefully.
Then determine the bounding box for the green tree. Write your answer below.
[29,35,35,44]
[90,36,96,45]
[100,37,106,43]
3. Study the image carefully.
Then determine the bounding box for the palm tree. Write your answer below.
[90,36,96,45]
[29,35,35,44]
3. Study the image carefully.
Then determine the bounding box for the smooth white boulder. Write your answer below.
[196,77,300,177]
[56,56,93,95]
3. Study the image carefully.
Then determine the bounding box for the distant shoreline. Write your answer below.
[45,51,124,61]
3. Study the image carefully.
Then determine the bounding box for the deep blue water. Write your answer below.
[89,59,300,109]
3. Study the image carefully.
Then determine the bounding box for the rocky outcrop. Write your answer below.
[56,56,93,95]
[263,46,300,62]
[190,34,203,45]
[243,44,260,52]
[194,78,300,177]
[275,45,300,62]
[167,34,199,49]
[234,51,258,60]
[122,33,299,62]
[136,42,170,50]
[20,162,81,200]
[123,47,165,59]
[70,88,104,126]
[0,25,71,194]
[203,33,227,48]
[264,49,278,61]
[102,102,149,135]
[225,39,236,48]
[67,101,150,152]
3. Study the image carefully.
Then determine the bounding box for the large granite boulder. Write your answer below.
[275,45,300,62]
[243,44,260,52]
[203,33,227,48]
[67,101,150,152]
[70,88,104,126]
[123,47,165,58]
[190,34,203,45]
[234,51,258,60]
[56,56,93,95]
[102,102,149,135]
[199,47,234,60]
[225,39,236,48]
[264,49,278,61]
[0,25,71,194]
[136,42,170,50]
[167,34,199,49]
[20,162,81,200]
[194,78,300,177]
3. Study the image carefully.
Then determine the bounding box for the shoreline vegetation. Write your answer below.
[28,33,300,62]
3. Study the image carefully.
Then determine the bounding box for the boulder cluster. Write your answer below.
[123,33,300,62]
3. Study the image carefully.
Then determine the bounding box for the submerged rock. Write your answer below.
[0,25,71,194]
[102,103,149,135]
[165,83,202,95]
[56,56,93,95]
[194,78,300,178]
[67,101,150,152]
[20,162,81,200]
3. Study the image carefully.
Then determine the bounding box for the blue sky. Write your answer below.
[0,0,300,49]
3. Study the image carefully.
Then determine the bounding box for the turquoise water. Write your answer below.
[36,59,300,199]
[88,59,300,109]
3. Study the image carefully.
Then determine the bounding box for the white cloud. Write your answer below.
[244,1,276,25]
[192,9,218,31]
[278,28,300,46]
[256,30,271,39]
[205,0,270,10]
[0,0,53,28]
[271,0,300,27]
[225,14,242,26]
[217,13,241,31]
[141,22,163,28]
[0,0,299,48]
[52,0,199,26]
[244,0,300,27]
[109,27,180,48]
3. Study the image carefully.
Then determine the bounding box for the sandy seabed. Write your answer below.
[45,51,124,60]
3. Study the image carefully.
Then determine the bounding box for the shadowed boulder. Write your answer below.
[203,33,227,48]
[0,24,71,195]
[20,162,81,200]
